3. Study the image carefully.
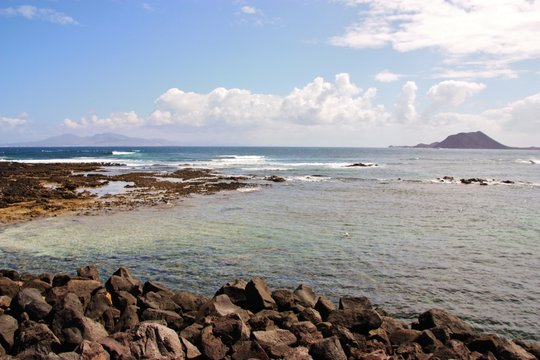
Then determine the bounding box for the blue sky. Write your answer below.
[1,0,539,146]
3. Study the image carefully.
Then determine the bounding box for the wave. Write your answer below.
[237,187,261,193]
[112,151,139,155]
[288,175,332,182]
[516,159,539,165]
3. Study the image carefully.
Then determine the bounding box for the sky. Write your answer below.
[1,0,539,147]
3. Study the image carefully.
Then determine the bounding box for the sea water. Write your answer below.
[0,147,539,340]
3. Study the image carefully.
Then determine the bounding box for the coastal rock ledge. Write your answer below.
[0,267,537,360]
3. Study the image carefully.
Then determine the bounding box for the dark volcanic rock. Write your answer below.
[105,267,141,297]
[467,334,536,360]
[264,175,286,182]
[245,277,277,313]
[172,291,209,313]
[314,296,336,321]
[309,336,347,360]
[0,277,20,298]
[338,296,373,311]
[272,289,296,311]
[216,279,248,307]
[76,265,100,281]
[416,308,475,339]
[232,340,270,360]
[294,284,318,308]
[14,321,61,358]
[326,309,382,334]
[201,325,228,360]
[126,322,185,359]
[253,328,297,358]
[12,287,53,321]
[0,314,18,351]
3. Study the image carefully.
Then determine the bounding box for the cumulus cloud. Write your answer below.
[0,5,78,25]
[331,0,540,78]
[240,6,257,15]
[149,73,390,128]
[428,80,486,107]
[1,115,27,127]
[394,81,418,123]
[375,70,403,83]
[64,112,144,129]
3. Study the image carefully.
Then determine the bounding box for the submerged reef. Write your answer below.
[0,266,538,359]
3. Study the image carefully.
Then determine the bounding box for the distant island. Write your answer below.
[392,131,539,150]
[1,133,172,147]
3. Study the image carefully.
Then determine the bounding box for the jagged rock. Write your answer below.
[172,291,209,313]
[253,329,297,357]
[467,334,536,360]
[14,321,61,358]
[139,291,180,312]
[99,337,133,360]
[197,294,247,321]
[111,291,137,312]
[515,341,540,359]
[180,323,203,346]
[339,296,373,311]
[294,284,317,308]
[77,266,100,281]
[284,346,312,360]
[416,329,443,353]
[298,307,322,325]
[142,280,173,296]
[368,328,391,348]
[265,175,286,182]
[115,305,140,333]
[216,279,247,307]
[51,307,109,349]
[201,325,228,360]
[105,268,141,297]
[289,321,323,346]
[85,288,116,333]
[314,296,336,320]
[180,337,202,359]
[52,273,72,287]
[141,308,184,330]
[358,349,390,360]
[272,289,296,311]
[12,287,53,321]
[232,340,270,360]
[127,322,185,359]
[65,279,103,309]
[0,314,18,351]
[395,342,425,359]
[416,309,475,339]
[76,340,110,360]
[23,278,52,294]
[0,270,20,281]
[388,328,421,346]
[0,277,20,298]
[326,309,382,333]
[379,316,407,334]
[212,314,250,346]
[245,277,277,313]
[309,336,347,360]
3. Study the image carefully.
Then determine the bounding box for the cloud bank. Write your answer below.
[1,115,27,127]
[0,5,78,25]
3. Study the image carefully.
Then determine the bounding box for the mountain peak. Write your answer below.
[413,131,509,149]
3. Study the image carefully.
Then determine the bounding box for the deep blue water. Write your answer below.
[1,147,539,340]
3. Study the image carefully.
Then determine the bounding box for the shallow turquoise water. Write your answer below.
[1,147,539,340]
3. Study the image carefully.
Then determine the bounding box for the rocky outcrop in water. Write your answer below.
[0,266,537,359]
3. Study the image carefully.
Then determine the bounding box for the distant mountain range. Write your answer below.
[2,133,173,147]
[393,131,539,150]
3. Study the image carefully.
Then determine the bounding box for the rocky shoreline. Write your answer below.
[0,162,252,225]
[0,267,537,359]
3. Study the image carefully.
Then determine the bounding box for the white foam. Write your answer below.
[112,151,139,155]
[237,187,261,193]
[288,175,331,182]
[516,159,539,165]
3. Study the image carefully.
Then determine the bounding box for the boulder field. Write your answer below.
[0,266,538,359]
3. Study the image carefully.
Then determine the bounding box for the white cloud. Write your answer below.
[149,73,390,128]
[64,112,144,129]
[375,70,403,83]
[0,115,27,127]
[142,3,155,12]
[0,5,78,25]
[394,81,418,123]
[428,80,486,107]
[331,0,540,78]
[240,6,257,15]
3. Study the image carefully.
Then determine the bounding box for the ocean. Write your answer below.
[1,146,539,340]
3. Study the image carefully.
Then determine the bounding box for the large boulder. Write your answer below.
[0,277,20,298]
[125,322,185,359]
[141,308,184,330]
[139,291,180,312]
[212,314,250,346]
[51,307,109,349]
[77,265,101,281]
[416,309,474,339]
[197,294,247,321]
[0,314,18,352]
[12,287,52,321]
[105,268,141,297]
[272,289,296,312]
[294,284,317,308]
[172,291,209,313]
[467,334,536,360]
[65,279,103,309]
[245,277,277,313]
[314,296,336,320]
[338,296,372,311]
[215,279,247,307]
[232,340,270,360]
[201,325,228,360]
[326,309,382,333]
[76,340,111,360]
[14,321,61,358]
[253,329,297,358]
[114,305,140,333]
[309,336,347,360]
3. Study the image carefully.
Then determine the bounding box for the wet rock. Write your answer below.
[216,279,247,307]
[172,291,209,313]
[309,336,347,360]
[294,284,318,308]
[0,277,20,298]
[76,340,110,360]
[12,287,53,321]
[265,175,286,182]
[232,340,270,360]
[201,325,228,360]
[326,309,382,334]
[253,328,297,358]
[14,321,61,358]
[339,296,373,311]
[314,296,336,321]
[346,163,376,167]
[467,334,536,360]
[416,308,475,339]
[245,277,277,313]
[142,308,184,330]
[126,322,185,359]
[272,289,296,311]
[77,265,101,281]
[0,314,18,351]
